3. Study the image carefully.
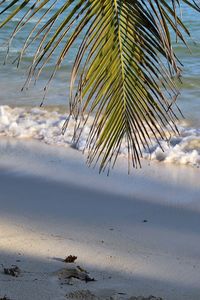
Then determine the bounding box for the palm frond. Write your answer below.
[0,0,199,172]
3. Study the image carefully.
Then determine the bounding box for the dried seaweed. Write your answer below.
[57,266,95,283]
[64,255,77,263]
[3,265,21,277]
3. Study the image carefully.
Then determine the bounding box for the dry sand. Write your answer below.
[0,137,200,300]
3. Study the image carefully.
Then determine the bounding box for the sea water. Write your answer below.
[0,1,199,167]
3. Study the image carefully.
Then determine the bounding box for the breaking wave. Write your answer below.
[0,106,199,167]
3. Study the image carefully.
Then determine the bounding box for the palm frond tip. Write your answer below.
[0,0,199,172]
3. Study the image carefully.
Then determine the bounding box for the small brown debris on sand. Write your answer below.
[3,265,21,277]
[57,266,95,283]
[64,255,78,263]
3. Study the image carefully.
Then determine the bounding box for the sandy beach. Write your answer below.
[0,0,200,295]
[0,0,199,297]
[0,137,199,300]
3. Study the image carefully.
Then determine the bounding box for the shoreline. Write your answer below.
[0,105,199,169]
[0,137,200,300]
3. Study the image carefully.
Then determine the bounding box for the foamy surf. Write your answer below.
[0,105,199,167]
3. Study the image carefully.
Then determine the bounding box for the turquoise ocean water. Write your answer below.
[0,1,199,125]
[0,1,199,167]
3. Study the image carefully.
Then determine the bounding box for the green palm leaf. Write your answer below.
[0,0,199,172]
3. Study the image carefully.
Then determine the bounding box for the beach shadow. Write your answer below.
[0,166,200,237]
[0,249,200,300]
[0,164,200,299]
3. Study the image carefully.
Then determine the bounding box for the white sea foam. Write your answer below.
[0,105,199,167]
